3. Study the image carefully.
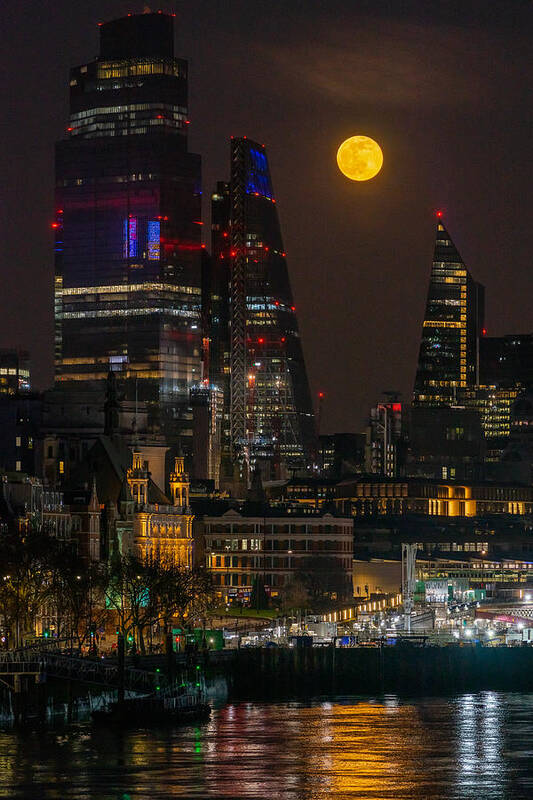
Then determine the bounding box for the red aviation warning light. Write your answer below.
[435,210,443,219]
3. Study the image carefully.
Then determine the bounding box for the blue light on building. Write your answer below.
[123,217,138,258]
[246,148,273,199]
[147,220,161,260]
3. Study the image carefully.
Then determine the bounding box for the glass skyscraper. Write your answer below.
[413,216,484,406]
[54,12,202,419]
[209,138,315,476]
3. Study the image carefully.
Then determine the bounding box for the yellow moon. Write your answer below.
[337,135,383,181]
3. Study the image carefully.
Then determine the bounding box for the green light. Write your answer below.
[195,682,200,687]
[196,665,200,670]
[156,686,160,691]
[156,668,160,672]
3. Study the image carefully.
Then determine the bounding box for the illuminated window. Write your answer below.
[147,220,160,260]
[59,461,65,475]
[15,461,21,472]
[123,217,137,258]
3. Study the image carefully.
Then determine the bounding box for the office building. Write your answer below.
[413,216,484,406]
[319,433,365,477]
[405,405,485,481]
[203,507,353,604]
[54,12,202,434]
[461,385,520,461]
[335,476,533,518]
[208,138,315,478]
[479,334,533,389]
[365,400,403,477]
[190,383,223,487]
[0,349,30,395]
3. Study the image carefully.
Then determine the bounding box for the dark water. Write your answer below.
[1,693,533,799]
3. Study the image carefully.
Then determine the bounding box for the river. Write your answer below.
[1,692,533,799]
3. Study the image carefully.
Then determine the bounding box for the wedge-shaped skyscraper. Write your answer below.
[413,217,484,406]
[209,138,315,476]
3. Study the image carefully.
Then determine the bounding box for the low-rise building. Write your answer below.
[336,477,533,518]
[203,506,353,604]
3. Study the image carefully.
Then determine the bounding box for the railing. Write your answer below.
[0,650,159,692]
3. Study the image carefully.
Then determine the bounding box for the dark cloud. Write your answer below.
[260,19,519,109]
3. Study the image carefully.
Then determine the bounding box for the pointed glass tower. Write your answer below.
[413,215,484,406]
[209,138,315,475]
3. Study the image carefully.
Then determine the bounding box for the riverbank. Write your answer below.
[4,643,533,726]
[210,645,533,699]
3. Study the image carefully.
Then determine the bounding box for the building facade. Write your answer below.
[336,477,533,518]
[0,349,30,395]
[54,12,202,429]
[413,216,484,406]
[365,400,403,477]
[208,138,315,479]
[69,437,193,566]
[479,334,533,389]
[190,383,223,487]
[203,508,353,603]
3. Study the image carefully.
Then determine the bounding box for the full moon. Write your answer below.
[336,135,383,181]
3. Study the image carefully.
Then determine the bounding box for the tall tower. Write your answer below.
[54,12,202,425]
[413,215,484,406]
[209,138,315,477]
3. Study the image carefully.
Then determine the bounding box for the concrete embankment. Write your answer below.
[206,646,533,699]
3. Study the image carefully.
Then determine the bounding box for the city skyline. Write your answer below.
[4,4,533,784]
[1,0,532,432]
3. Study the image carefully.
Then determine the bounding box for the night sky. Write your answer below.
[1,0,532,433]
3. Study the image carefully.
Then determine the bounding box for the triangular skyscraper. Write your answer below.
[413,215,484,406]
